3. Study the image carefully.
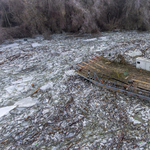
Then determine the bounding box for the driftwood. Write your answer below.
[31,88,40,95]
[65,143,73,150]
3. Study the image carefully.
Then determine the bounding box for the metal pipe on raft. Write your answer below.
[76,72,150,102]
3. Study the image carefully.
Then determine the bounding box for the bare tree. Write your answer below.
[1,0,150,43]
[123,0,150,30]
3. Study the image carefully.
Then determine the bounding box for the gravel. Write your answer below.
[0,31,150,149]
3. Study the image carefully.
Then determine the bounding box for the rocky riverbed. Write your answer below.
[0,31,150,149]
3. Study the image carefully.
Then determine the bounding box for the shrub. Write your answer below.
[0,27,11,44]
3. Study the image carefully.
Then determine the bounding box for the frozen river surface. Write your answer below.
[0,32,150,149]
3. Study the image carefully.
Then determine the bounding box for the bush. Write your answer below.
[0,27,11,44]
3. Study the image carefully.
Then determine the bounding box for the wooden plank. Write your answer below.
[138,83,150,90]
[132,79,150,85]
[91,57,98,61]
[88,59,107,69]
[82,62,101,72]
[77,64,85,68]
[94,55,101,59]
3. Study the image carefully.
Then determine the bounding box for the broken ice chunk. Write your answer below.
[83,38,97,42]
[125,50,142,57]
[5,85,16,93]
[31,43,42,48]
[15,97,37,107]
[40,82,54,91]
[129,116,141,125]
[65,70,75,76]
[0,105,16,118]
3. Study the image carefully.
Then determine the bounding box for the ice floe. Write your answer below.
[125,49,142,57]
[1,43,19,50]
[0,105,16,118]
[83,38,97,42]
[129,116,141,125]
[65,70,76,76]
[31,43,42,48]
[5,85,16,94]
[0,32,150,149]
[40,82,54,91]
[15,97,37,107]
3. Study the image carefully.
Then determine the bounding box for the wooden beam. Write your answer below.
[77,64,85,68]
[82,62,101,72]
[88,59,107,69]
[91,57,98,61]
[94,55,101,59]
[132,79,150,86]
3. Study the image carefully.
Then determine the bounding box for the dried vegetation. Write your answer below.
[0,0,150,43]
